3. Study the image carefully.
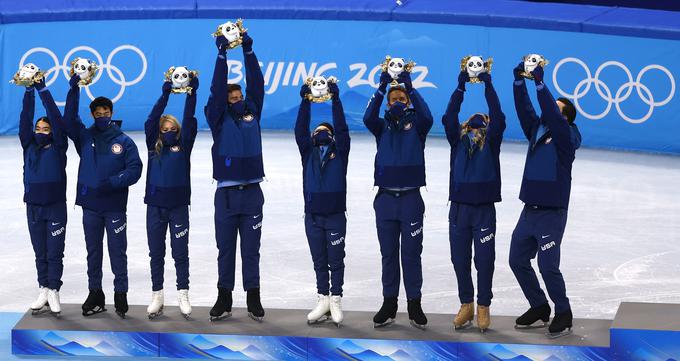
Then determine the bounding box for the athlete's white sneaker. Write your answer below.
[31,287,49,314]
[47,289,61,316]
[307,294,330,324]
[330,295,343,327]
[147,290,164,319]
[178,289,192,319]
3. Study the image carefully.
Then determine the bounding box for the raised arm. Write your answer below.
[441,72,468,148]
[36,81,67,148]
[181,76,199,154]
[532,66,574,153]
[329,82,350,155]
[241,33,265,120]
[63,75,86,148]
[108,138,143,189]
[512,62,539,141]
[397,71,433,136]
[205,37,229,135]
[363,72,392,137]
[294,85,312,157]
[19,87,36,150]
[478,72,506,140]
[145,82,171,151]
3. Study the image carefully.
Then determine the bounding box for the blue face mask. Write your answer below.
[230,100,246,116]
[34,132,52,146]
[94,116,112,130]
[468,114,488,129]
[162,131,178,146]
[388,101,407,120]
[313,130,333,146]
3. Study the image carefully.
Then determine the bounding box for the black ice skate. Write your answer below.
[114,292,128,319]
[373,297,398,328]
[547,309,573,338]
[515,303,551,329]
[209,288,232,322]
[407,298,428,330]
[81,289,107,316]
[246,288,265,322]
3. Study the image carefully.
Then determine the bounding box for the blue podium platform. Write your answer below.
[11,303,618,360]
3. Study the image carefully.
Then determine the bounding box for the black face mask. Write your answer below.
[387,101,407,120]
[34,132,52,146]
[313,130,333,146]
[229,100,246,116]
[162,131,179,146]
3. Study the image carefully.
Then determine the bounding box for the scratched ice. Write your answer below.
[1,131,679,320]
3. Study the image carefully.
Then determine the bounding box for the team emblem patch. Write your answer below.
[170,145,181,152]
[404,122,413,130]
[111,143,123,154]
[329,152,336,159]
[242,114,254,122]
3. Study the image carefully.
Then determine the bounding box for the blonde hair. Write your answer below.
[155,114,181,155]
[460,113,489,152]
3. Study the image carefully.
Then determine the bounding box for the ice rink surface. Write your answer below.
[1,131,679,320]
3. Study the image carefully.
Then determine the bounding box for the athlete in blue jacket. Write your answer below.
[64,74,143,319]
[295,82,350,326]
[144,76,198,320]
[19,79,68,317]
[364,70,433,329]
[509,63,581,338]
[206,32,266,322]
[443,71,506,332]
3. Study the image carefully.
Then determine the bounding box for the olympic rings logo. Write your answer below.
[19,45,147,106]
[552,57,675,124]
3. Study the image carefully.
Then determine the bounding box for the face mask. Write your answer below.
[34,132,52,146]
[388,101,407,120]
[468,114,488,129]
[94,116,112,130]
[162,131,179,146]
[229,100,246,116]
[313,130,333,146]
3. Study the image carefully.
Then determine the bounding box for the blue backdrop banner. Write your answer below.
[0,19,677,153]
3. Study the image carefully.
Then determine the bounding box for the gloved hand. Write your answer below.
[397,71,413,91]
[477,72,491,84]
[215,35,229,54]
[513,62,525,81]
[34,78,46,91]
[69,74,81,88]
[328,81,340,100]
[378,71,392,93]
[97,178,114,195]
[457,71,469,91]
[189,74,199,91]
[241,32,253,53]
[162,81,173,94]
[300,84,311,100]
[531,65,544,85]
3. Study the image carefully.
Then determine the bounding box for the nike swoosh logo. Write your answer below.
[175,224,183,228]
[481,228,489,232]
[112,219,121,223]
[253,214,261,219]
[330,232,339,236]
[51,222,60,226]
[542,235,551,239]
[410,222,419,226]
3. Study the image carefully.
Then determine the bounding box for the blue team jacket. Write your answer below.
[514,81,582,209]
[20,88,68,206]
[144,90,197,208]
[63,84,142,212]
[204,48,265,182]
[295,97,350,215]
[363,88,433,188]
[442,81,506,205]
